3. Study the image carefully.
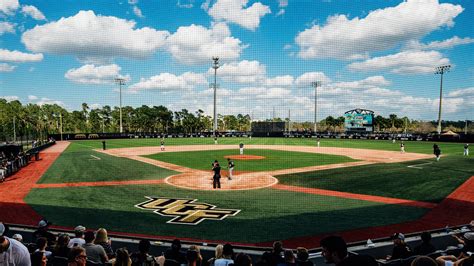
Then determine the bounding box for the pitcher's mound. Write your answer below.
[224,155,265,160]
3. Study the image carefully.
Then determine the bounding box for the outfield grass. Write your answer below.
[38,142,177,184]
[277,155,474,203]
[25,184,427,243]
[71,137,467,155]
[144,149,356,171]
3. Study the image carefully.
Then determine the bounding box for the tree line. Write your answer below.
[0,99,472,141]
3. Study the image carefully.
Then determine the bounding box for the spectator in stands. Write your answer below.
[410,256,437,266]
[83,230,108,264]
[33,219,56,247]
[164,239,186,265]
[414,232,436,255]
[436,253,473,266]
[269,241,284,266]
[453,232,474,256]
[234,253,253,266]
[295,247,313,266]
[188,245,203,266]
[95,228,114,258]
[186,250,199,266]
[68,225,86,248]
[277,250,296,266]
[386,233,412,260]
[130,239,158,266]
[0,234,31,266]
[320,235,378,266]
[34,237,52,258]
[31,251,47,266]
[255,251,272,266]
[53,234,71,258]
[207,244,224,266]
[0,222,5,236]
[68,246,87,266]
[111,247,132,266]
[214,243,234,266]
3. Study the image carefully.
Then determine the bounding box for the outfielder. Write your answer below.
[227,158,234,180]
[239,142,244,155]
[464,144,469,156]
[400,142,405,153]
[160,138,165,151]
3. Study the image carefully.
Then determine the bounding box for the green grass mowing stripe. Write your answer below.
[38,142,178,184]
[277,155,474,203]
[144,149,356,171]
[72,138,468,155]
[25,184,427,243]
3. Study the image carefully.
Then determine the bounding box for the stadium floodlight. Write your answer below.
[435,65,451,135]
[114,77,126,134]
[311,81,321,134]
[212,57,220,135]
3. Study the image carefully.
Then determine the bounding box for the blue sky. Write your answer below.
[1,0,473,121]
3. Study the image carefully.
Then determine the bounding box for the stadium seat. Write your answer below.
[51,256,68,266]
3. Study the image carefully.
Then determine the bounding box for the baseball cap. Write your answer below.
[392,233,405,241]
[74,225,86,232]
[0,222,5,235]
[38,219,51,228]
[12,234,22,242]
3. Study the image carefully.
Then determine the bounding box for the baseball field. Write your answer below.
[2,137,473,248]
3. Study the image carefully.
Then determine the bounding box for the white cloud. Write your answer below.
[28,95,38,101]
[296,0,463,60]
[264,75,294,87]
[177,0,193,8]
[207,0,271,31]
[348,50,450,74]
[129,72,207,91]
[276,0,287,17]
[0,49,43,62]
[0,22,15,35]
[133,6,144,18]
[295,72,331,87]
[0,63,16,72]
[0,0,19,16]
[0,95,20,102]
[165,23,245,65]
[21,5,46,20]
[65,64,130,84]
[36,97,65,106]
[405,36,474,50]
[22,10,169,64]
[211,60,266,84]
[331,76,391,89]
[128,0,138,4]
[90,103,102,109]
[447,87,474,98]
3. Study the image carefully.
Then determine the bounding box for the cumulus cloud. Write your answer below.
[22,10,169,64]
[405,36,474,50]
[276,0,287,17]
[211,60,266,84]
[0,22,15,35]
[0,0,19,16]
[65,64,130,84]
[207,0,271,31]
[294,72,331,87]
[0,63,16,72]
[129,72,207,91]
[347,50,450,74]
[21,5,46,20]
[133,6,144,18]
[177,0,194,8]
[296,0,463,60]
[264,75,294,87]
[447,87,474,98]
[0,95,20,102]
[331,76,391,89]
[36,97,65,106]
[0,49,43,62]
[165,23,245,65]
[28,95,38,101]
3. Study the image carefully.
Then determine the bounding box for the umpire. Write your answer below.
[212,160,221,189]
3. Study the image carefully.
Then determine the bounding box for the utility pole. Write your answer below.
[288,109,291,132]
[13,117,16,143]
[311,81,321,134]
[114,77,126,133]
[59,112,63,141]
[435,65,451,135]
[212,57,220,136]
[466,120,469,135]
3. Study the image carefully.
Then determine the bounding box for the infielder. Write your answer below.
[214,136,218,145]
[227,158,234,180]
[239,142,244,155]
[400,142,405,153]
[160,138,165,151]
[433,144,441,161]
[464,144,470,156]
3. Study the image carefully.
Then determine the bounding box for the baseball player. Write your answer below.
[214,136,218,145]
[317,138,320,148]
[239,142,244,155]
[212,160,221,189]
[227,158,234,180]
[160,138,165,151]
[433,144,441,161]
[464,144,470,156]
[400,142,405,153]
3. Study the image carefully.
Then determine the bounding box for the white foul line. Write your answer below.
[407,162,433,169]
[90,155,101,160]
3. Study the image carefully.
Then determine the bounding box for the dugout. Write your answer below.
[0,143,22,157]
[251,121,286,137]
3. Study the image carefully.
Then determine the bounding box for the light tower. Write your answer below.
[435,65,451,135]
[114,77,126,133]
[311,81,321,134]
[212,57,220,136]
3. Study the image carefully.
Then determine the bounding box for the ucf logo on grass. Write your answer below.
[135,197,241,225]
